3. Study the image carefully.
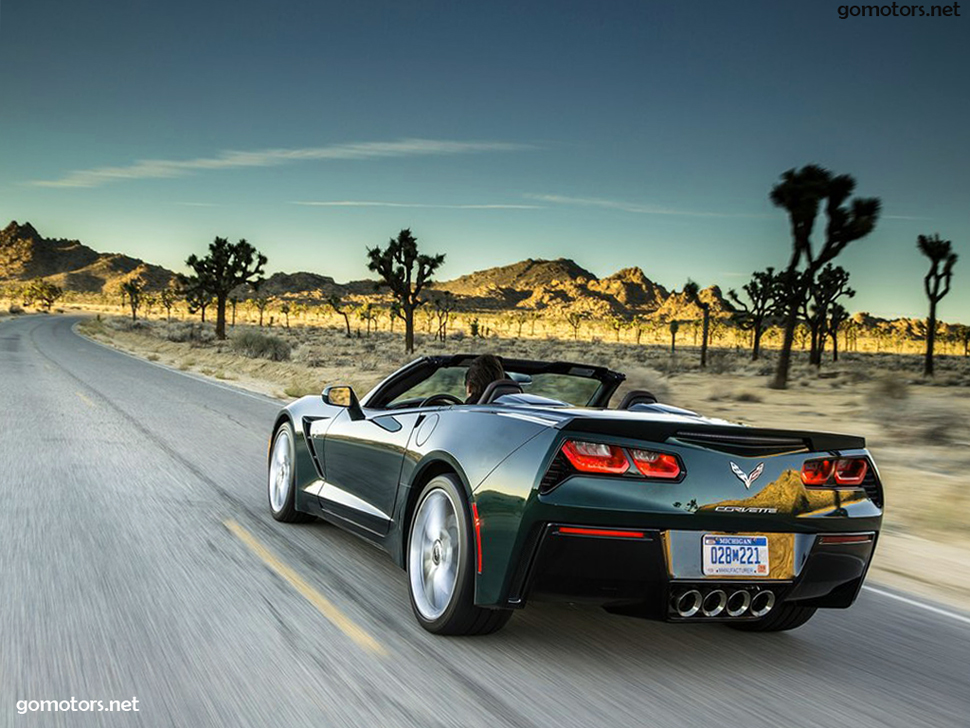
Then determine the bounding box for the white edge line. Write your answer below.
[71,320,286,407]
[862,585,970,626]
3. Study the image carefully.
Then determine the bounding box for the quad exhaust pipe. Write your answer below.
[672,588,775,619]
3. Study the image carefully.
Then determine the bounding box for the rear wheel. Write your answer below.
[268,422,313,523]
[407,474,512,635]
[727,603,817,632]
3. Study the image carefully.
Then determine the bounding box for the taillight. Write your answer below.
[834,458,868,486]
[630,449,681,479]
[561,440,629,474]
[801,458,835,486]
[801,457,869,487]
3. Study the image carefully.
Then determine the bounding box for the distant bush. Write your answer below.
[164,322,215,345]
[707,352,736,375]
[232,330,291,361]
[871,372,909,402]
[8,303,23,315]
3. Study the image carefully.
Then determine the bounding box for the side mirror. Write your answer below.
[322,385,364,421]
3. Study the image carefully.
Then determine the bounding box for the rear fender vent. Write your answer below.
[672,431,809,457]
[539,451,575,494]
[861,464,883,508]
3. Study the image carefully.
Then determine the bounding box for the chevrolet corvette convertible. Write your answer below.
[267,355,882,636]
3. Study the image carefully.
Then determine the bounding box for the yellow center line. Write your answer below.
[76,391,96,408]
[223,519,386,655]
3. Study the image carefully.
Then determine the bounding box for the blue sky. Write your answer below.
[1,0,967,319]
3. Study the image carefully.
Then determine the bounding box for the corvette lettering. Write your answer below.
[714,506,779,514]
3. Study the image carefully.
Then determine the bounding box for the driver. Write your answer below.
[464,354,506,404]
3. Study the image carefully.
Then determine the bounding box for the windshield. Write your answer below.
[386,366,602,408]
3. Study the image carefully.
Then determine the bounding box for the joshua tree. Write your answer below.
[728,267,780,360]
[357,302,379,335]
[564,311,584,340]
[121,278,144,321]
[229,295,240,327]
[828,302,850,362]
[918,234,958,376]
[327,294,353,337]
[183,278,212,322]
[182,237,267,340]
[430,291,457,341]
[507,310,528,338]
[280,302,291,329]
[669,320,680,354]
[683,280,711,368]
[160,284,178,322]
[366,229,445,354]
[607,315,626,342]
[769,165,880,388]
[21,279,63,312]
[801,265,854,366]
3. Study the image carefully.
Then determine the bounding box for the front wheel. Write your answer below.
[407,474,511,635]
[268,422,313,523]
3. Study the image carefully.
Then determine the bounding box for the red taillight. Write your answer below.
[801,458,835,486]
[471,503,483,574]
[629,449,681,479]
[834,458,868,486]
[557,526,645,539]
[561,440,629,474]
[802,457,869,487]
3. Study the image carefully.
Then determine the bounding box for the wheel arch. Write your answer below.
[396,453,474,569]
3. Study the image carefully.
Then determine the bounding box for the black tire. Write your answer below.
[407,474,512,636]
[727,603,817,632]
[268,422,314,524]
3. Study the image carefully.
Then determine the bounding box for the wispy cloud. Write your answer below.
[174,202,220,207]
[29,138,531,188]
[527,193,766,218]
[291,200,542,210]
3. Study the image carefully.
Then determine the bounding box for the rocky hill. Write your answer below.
[433,258,680,317]
[0,221,175,293]
[0,220,735,320]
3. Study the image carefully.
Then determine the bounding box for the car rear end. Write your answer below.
[473,414,883,628]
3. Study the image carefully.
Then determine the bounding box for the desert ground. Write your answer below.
[13,300,970,613]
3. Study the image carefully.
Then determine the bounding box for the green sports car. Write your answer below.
[267,355,882,635]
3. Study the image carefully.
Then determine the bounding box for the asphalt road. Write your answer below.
[2,314,968,728]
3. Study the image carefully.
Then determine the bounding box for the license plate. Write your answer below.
[703,535,770,577]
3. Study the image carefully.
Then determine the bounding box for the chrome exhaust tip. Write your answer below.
[701,589,727,618]
[674,589,703,618]
[750,590,776,618]
[726,590,752,617]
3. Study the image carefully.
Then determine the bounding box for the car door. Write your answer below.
[320,406,422,535]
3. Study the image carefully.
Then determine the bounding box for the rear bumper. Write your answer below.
[499,523,877,621]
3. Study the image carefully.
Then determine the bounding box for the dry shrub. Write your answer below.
[706,351,737,375]
[871,372,909,403]
[231,330,292,361]
[8,303,23,315]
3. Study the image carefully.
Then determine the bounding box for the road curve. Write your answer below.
[1,314,968,728]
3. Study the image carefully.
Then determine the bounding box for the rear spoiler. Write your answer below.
[559,418,865,455]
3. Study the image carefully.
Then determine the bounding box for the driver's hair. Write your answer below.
[464,354,506,404]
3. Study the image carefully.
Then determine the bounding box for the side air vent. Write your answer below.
[861,465,883,508]
[539,451,575,494]
[672,431,809,457]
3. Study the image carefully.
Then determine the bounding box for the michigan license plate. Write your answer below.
[703,535,770,577]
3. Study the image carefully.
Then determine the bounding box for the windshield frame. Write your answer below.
[361,355,625,410]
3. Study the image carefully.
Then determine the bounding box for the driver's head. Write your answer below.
[465,354,506,403]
